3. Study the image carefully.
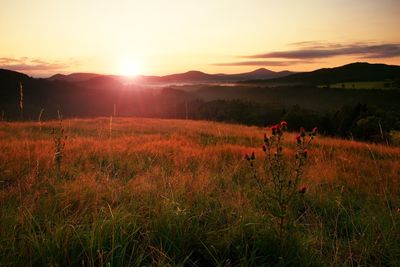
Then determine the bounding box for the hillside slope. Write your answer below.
[244,62,400,85]
[0,117,399,266]
[46,68,294,84]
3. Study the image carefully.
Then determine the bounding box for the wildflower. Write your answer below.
[300,127,306,137]
[244,121,318,239]
[271,125,278,135]
[312,127,318,136]
[271,124,283,136]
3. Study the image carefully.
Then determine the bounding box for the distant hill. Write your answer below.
[0,69,30,86]
[48,73,102,82]
[246,62,400,85]
[1,63,400,120]
[153,70,215,83]
[214,68,293,81]
[77,76,123,90]
[138,68,294,83]
[47,68,295,84]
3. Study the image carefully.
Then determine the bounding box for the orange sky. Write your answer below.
[0,0,399,77]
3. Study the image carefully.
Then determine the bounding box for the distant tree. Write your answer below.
[353,116,384,141]
[282,105,321,131]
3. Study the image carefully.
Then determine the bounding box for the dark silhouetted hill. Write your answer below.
[78,76,123,90]
[1,64,400,121]
[214,68,293,81]
[47,68,295,84]
[153,68,294,83]
[244,62,400,85]
[48,73,102,82]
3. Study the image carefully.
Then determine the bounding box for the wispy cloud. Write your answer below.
[246,42,400,59]
[0,57,72,72]
[213,60,313,67]
[213,41,400,67]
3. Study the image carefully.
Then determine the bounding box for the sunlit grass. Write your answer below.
[0,117,399,266]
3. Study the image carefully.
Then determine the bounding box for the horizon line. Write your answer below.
[2,61,399,79]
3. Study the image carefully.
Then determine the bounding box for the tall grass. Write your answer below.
[0,118,399,266]
[19,81,23,120]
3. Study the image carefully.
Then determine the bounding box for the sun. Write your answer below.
[119,58,140,77]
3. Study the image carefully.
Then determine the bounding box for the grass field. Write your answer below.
[1,117,399,266]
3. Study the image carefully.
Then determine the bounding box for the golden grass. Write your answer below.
[0,117,399,265]
[1,117,399,203]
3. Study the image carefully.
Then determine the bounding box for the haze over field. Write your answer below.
[1,0,400,76]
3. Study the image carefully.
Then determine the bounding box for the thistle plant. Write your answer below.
[51,121,67,176]
[245,121,317,238]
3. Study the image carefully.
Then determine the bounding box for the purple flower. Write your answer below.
[312,127,318,136]
[300,127,306,137]
[271,125,278,135]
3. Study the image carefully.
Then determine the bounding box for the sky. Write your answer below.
[0,0,400,77]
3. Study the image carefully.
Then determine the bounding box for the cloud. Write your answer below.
[0,57,70,72]
[245,42,400,59]
[213,60,313,67]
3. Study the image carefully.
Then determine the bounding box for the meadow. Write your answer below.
[0,117,399,266]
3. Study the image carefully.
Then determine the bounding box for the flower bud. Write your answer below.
[312,127,318,136]
[271,125,277,135]
[300,127,306,137]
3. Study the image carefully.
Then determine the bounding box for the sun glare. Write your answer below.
[119,58,140,77]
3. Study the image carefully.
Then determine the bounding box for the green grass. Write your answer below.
[0,117,399,266]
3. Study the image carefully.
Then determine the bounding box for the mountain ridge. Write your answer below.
[46,68,295,84]
[1,62,400,121]
[243,62,400,85]
[3,62,400,88]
